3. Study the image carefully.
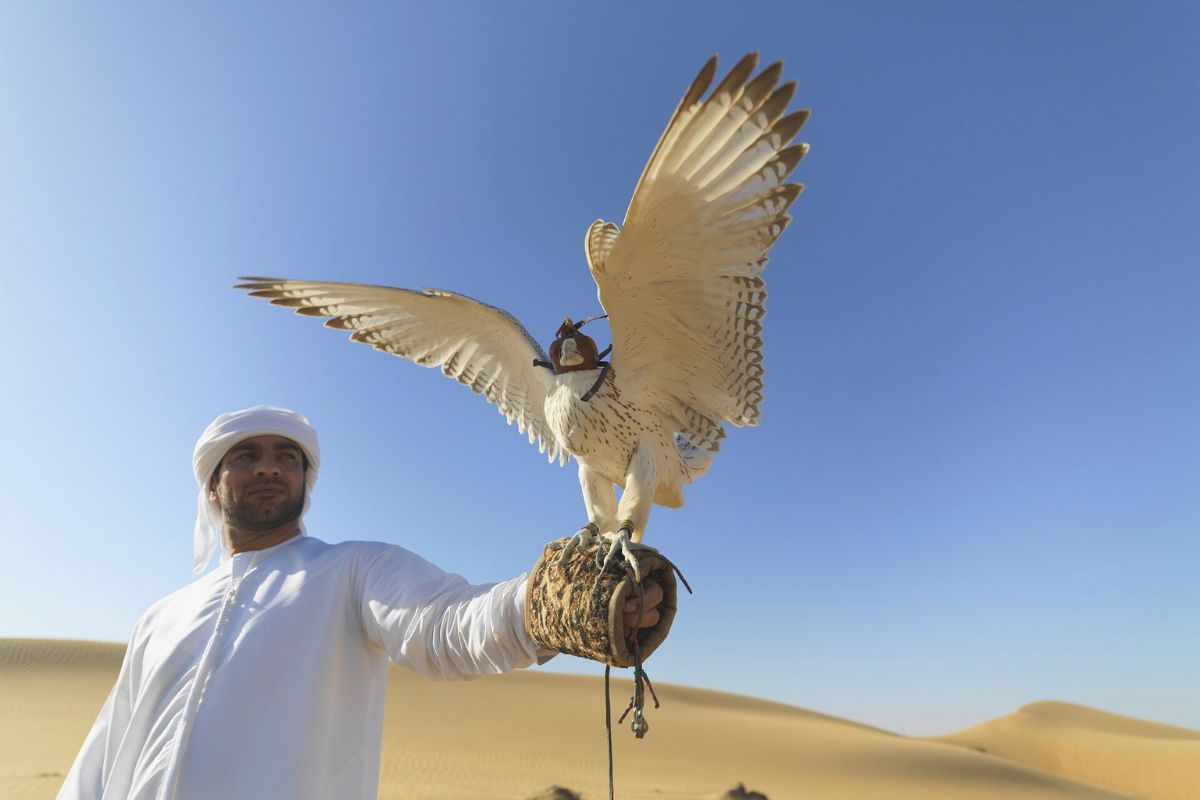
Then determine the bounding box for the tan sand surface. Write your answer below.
[1,638,1187,799]
[937,701,1200,800]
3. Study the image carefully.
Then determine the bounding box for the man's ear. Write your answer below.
[208,469,220,501]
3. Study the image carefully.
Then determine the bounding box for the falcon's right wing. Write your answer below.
[236,278,567,464]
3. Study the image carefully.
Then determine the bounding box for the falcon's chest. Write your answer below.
[544,369,650,460]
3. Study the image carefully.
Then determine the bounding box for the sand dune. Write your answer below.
[937,701,1200,800]
[1,639,1190,799]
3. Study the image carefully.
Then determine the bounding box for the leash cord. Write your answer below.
[603,553,691,798]
[605,664,614,800]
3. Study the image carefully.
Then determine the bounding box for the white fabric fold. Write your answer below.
[190,405,320,575]
[58,536,543,800]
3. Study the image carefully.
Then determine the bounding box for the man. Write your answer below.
[61,406,663,799]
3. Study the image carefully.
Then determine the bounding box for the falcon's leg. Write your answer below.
[600,443,659,582]
[557,463,617,564]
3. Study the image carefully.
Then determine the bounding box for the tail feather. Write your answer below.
[674,431,716,480]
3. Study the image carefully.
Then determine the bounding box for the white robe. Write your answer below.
[59,534,546,799]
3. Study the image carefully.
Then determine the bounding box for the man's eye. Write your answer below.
[280,451,298,461]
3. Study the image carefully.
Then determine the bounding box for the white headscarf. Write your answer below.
[191,406,321,576]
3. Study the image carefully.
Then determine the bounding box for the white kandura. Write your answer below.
[59,535,548,800]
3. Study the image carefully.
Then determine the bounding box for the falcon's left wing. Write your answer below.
[587,54,808,431]
[236,278,567,463]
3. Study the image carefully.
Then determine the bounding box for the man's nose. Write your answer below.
[254,458,282,476]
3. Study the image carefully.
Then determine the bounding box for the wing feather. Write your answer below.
[588,55,808,429]
[236,278,566,463]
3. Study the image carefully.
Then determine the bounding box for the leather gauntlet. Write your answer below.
[524,537,679,668]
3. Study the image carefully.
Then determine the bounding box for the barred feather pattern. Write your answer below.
[234,278,567,464]
[678,405,727,454]
[588,53,808,431]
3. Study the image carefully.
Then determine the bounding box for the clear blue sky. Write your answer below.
[1,2,1196,737]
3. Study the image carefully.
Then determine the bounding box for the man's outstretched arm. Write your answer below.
[355,542,666,680]
[355,544,548,680]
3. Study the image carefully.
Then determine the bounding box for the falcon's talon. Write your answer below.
[596,522,634,572]
[557,522,601,566]
[597,529,653,584]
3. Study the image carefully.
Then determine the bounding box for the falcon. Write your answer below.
[238,53,808,577]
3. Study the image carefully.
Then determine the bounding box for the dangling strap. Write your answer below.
[604,664,615,800]
[581,362,612,402]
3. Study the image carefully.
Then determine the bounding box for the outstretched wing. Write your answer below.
[587,53,808,430]
[236,278,566,464]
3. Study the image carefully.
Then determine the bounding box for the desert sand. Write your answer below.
[1,639,1194,800]
[937,701,1200,800]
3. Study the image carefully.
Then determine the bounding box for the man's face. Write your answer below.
[209,435,306,532]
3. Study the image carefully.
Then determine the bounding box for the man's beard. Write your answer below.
[219,482,305,531]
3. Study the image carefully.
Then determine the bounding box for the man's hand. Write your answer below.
[623,578,664,632]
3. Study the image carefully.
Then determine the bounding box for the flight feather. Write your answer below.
[588,53,808,432]
[235,278,566,463]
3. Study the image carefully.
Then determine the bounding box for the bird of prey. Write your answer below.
[238,53,808,577]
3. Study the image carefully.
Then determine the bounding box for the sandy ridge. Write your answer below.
[3,639,1191,799]
[938,700,1200,800]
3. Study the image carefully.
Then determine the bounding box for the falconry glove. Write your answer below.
[525,537,679,668]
